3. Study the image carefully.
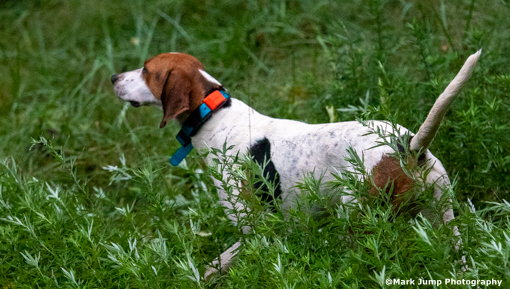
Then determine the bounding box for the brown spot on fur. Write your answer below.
[141,53,223,127]
[370,155,415,209]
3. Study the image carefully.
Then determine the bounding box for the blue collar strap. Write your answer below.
[170,90,230,166]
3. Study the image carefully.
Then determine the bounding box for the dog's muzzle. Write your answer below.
[129,101,141,107]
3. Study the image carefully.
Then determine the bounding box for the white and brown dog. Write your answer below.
[111,50,480,279]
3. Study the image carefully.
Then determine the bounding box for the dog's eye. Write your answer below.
[142,67,148,74]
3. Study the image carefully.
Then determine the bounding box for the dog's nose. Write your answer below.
[111,74,119,84]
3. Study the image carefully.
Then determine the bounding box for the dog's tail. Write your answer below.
[409,50,481,152]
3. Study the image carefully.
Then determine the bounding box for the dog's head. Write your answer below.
[111,53,223,128]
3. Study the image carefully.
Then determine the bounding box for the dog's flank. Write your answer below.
[410,50,482,151]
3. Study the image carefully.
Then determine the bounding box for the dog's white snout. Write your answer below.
[111,68,161,107]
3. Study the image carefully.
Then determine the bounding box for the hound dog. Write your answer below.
[111,50,480,279]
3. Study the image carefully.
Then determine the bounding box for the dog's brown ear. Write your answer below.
[160,69,191,128]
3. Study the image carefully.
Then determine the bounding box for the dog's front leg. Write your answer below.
[204,179,251,280]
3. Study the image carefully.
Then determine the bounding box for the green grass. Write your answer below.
[0,0,510,287]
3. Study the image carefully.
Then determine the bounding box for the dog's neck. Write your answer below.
[169,90,231,166]
[190,98,268,156]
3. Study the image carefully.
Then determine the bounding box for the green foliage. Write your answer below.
[0,0,509,287]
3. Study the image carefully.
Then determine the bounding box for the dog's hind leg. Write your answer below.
[426,163,468,269]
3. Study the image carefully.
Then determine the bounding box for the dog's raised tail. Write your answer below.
[409,50,481,152]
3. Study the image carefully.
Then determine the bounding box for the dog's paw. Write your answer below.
[203,265,219,281]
